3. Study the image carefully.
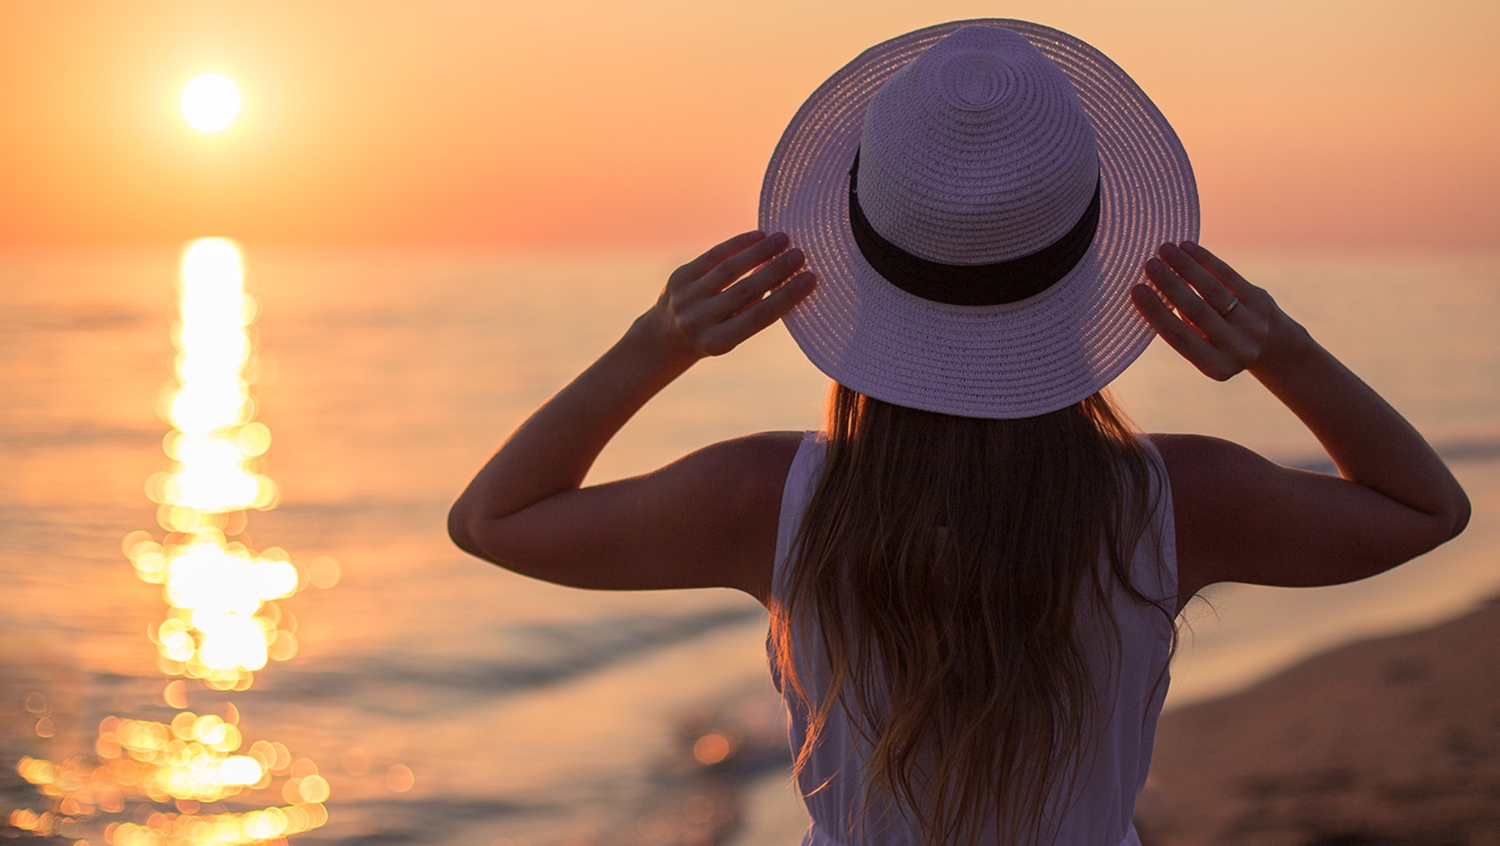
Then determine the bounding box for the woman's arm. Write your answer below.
[448,230,816,600]
[1130,242,1471,609]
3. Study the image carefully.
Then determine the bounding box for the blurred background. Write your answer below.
[2,2,1497,845]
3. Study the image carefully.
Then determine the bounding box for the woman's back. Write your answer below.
[771,431,1177,846]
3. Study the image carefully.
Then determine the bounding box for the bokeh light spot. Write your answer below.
[308,557,340,590]
[385,764,414,793]
[691,732,733,765]
[163,680,188,710]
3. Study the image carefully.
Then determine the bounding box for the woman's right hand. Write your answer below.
[449,230,816,599]
[642,230,816,367]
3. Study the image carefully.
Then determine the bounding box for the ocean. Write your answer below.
[2,243,1497,846]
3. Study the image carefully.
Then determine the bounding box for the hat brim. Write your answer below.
[759,19,1199,419]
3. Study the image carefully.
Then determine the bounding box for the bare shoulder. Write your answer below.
[1148,432,1267,495]
[686,429,807,476]
[668,431,808,517]
[623,429,807,601]
[1147,433,1260,608]
[456,430,808,598]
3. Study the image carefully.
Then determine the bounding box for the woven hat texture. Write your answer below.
[759,20,1199,419]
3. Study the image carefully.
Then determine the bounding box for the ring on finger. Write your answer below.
[1217,297,1241,318]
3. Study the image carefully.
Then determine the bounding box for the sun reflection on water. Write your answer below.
[10,239,354,846]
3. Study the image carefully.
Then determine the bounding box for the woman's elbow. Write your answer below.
[1401,484,1471,564]
[448,501,532,575]
[447,499,487,560]
[1442,484,1472,543]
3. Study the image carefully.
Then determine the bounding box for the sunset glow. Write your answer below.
[0,3,1494,248]
[180,74,241,133]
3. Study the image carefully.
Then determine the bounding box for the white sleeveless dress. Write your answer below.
[768,431,1178,846]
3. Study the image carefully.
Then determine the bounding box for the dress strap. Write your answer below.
[772,430,825,596]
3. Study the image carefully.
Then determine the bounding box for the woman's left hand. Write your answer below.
[1131,241,1470,608]
[1130,241,1301,382]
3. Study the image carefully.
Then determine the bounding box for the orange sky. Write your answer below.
[0,0,1496,249]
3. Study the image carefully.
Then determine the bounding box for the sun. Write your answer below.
[181,74,241,133]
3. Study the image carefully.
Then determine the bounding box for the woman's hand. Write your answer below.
[1130,241,1308,382]
[1128,242,1469,608]
[644,230,816,366]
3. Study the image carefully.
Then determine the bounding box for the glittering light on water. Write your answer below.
[11,707,334,846]
[149,239,277,517]
[123,239,313,688]
[8,239,363,846]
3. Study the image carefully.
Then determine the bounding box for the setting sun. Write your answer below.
[181,73,241,133]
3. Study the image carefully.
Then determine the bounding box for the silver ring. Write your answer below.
[1217,297,1241,318]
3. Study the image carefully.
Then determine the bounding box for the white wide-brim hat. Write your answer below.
[760,20,1198,419]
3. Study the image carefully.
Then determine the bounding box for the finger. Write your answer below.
[1143,257,1237,345]
[1178,242,1275,312]
[691,231,790,297]
[1157,243,1239,316]
[705,248,805,320]
[1130,283,1241,381]
[1144,258,1265,366]
[671,231,767,289]
[704,271,817,354]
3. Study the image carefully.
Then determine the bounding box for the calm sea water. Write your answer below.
[2,244,1498,846]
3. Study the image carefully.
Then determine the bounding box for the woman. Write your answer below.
[449,21,1469,846]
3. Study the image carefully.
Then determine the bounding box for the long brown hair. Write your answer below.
[769,384,1172,846]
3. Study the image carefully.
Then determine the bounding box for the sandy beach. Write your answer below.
[1137,595,1500,846]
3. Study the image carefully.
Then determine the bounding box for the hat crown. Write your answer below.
[856,26,1100,266]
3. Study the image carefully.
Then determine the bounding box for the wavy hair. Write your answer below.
[769,384,1173,846]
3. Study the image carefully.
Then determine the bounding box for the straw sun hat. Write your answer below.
[759,20,1199,419]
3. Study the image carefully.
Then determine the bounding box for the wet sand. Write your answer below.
[1137,595,1500,846]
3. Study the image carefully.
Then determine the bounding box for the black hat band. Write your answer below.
[848,150,1101,306]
